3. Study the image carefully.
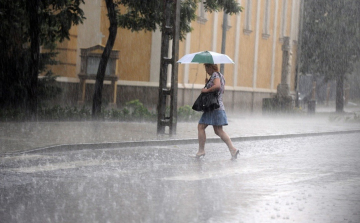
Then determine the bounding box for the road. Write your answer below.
[1,133,360,223]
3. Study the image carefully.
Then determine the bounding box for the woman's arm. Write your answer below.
[201,78,220,93]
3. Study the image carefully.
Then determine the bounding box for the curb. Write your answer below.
[3,129,360,156]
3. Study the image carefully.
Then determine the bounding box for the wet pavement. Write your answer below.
[1,133,360,223]
[1,104,360,155]
[1,104,360,222]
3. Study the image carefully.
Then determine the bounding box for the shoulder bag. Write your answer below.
[192,75,220,112]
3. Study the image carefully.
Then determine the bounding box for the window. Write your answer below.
[87,57,113,76]
[222,13,232,31]
[243,0,252,35]
[262,0,271,39]
[280,0,288,41]
[197,1,207,24]
[227,13,232,30]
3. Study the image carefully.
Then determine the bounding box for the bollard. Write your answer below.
[308,100,316,114]
[262,98,275,114]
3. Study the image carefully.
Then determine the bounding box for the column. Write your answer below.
[277,36,292,97]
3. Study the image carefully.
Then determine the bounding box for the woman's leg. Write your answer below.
[197,123,208,155]
[213,126,238,155]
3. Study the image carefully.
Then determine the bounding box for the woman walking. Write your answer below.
[196,63,239,159]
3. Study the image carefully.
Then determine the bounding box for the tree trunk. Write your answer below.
[335,73,344,113]
[92,0,118,118]
[27,0,41,120]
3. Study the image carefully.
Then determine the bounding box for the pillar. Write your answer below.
[277,37,292,98]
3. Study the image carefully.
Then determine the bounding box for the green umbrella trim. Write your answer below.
[192,51,214,64]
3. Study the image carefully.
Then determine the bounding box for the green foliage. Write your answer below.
[178,105,201,121]
[301,0,360,79]
[0,108,26,121]
[108,108,124,120]
[0,0,85,111]
[38,105,91,121]
[0,51,61,109]
[117,0,243,40]
[329,112,360,122]
[0,0,85,51]
[0,100,201,122]
[124,99,156,121]
[300,0,360,112]
[204,0,244,14]
[37,71,62,106]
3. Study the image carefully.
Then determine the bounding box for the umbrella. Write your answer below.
[177,51,234,64]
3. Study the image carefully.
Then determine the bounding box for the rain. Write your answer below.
[1,0,360,223]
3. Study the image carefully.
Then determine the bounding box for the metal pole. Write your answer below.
[220,12,228,74]
[170,0,180,135]
[157,0,171,134]
[157,0,180,135]
[295,0,305,108]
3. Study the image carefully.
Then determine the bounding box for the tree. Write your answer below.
[0,0,85,119]
[92,0,118,117]
[0,1,29,111]
[91,0,243,118]
[27,0,41,119]
[300,0,360,112]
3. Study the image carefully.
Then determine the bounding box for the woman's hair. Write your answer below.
[204,63,219,72]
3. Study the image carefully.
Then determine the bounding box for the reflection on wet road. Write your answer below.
[1,133,360,223]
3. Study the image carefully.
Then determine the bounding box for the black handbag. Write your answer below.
[192,77,220,112]
[192,92,220,112]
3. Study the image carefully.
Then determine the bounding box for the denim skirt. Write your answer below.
[199,109,228,126]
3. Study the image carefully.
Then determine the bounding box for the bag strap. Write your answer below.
[204,72,222,96]
[216,72,225,85]
[204,72,221,88]
[203,77,211,89]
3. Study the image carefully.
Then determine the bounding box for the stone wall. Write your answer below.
[50,82,273,115]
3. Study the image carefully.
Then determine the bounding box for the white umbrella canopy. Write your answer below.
[177,51,234,64]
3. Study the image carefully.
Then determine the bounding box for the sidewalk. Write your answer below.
[1,104,360,155]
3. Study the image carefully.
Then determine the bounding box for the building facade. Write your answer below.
[48,0,302,114]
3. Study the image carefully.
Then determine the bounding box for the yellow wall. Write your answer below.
[223,12,236,86]
[274,0,285,89]
[116,28,152,82]
[285,0,292,37]
[100,3,152,82]
[188,11,215,86]
[238,0,257,88]
[49,0,300,94]
[256,1,272,89]
[50,26,78,78]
